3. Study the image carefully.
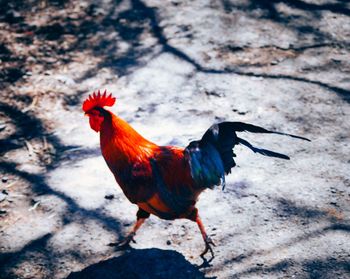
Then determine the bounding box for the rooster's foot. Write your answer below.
[200,236,215,259]
[108,232,136,249]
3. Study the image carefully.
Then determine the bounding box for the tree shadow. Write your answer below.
[231,257,350,278]
[0,101,72,157]
[209,197,350,277]
[275,198,326,219]
[66,248,210,279]
[217,0,350,102]
[0,41,25,84]
[302,257,350,279]
[274,198,348,224]
[129,0,350,102]
[0,94,123,277]
[2,0,349,104]
[0,233,53,272]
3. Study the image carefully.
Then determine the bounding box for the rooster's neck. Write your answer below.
[100,111,157,165]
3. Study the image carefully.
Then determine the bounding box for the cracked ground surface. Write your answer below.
[0,0,349,278]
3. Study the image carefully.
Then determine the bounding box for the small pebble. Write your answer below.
[166,240,171,245]
[0,193,6,202]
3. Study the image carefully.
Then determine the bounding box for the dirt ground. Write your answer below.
[0,0,349,278]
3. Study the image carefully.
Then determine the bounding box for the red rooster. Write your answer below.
[83,90,309,258]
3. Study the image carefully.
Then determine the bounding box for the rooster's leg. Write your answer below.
[195,213,216,259]
[109,208,150,248]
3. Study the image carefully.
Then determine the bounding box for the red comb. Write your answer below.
[82,90,116,112]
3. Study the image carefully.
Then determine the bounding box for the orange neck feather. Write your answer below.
[100,110,157,168]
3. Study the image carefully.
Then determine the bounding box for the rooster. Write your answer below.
[82,90,309,258]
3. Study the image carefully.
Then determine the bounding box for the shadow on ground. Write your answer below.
[66,248,210,279]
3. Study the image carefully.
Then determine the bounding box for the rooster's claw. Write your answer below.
[108,232,136,250]
[200,236,215,259]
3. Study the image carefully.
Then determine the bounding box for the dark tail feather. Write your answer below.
[237,137,290,160]
[227,122,311,141]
